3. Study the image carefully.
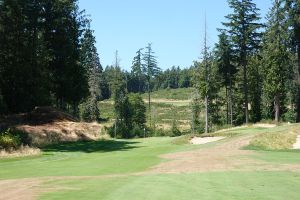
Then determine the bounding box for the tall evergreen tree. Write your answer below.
[43,0,88,112]
[0,0,51,113]
[131,48,145,93]
[248,55,263,122]
[79,21,102,121]
[262,0,290,122]
[285,0,300,122]
[222,0,263,124]
[215,31,237,125]
[143,43,160,127]
[194,21,215,133]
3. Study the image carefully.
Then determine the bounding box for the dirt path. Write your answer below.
[0,178,42,200]
[146,135,256,174]
[147,135,300,174]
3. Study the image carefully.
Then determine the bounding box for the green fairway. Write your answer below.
[40,172,300,200]
[0,125,300,199]
[0,137,199,179]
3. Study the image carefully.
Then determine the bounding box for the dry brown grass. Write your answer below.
[0,145,40,158]
[1,107,110,147]
[16,122,109,146]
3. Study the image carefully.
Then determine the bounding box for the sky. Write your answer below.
[78,0,272,71]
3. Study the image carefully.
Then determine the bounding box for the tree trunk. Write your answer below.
[148,81,151,127]
[274,94,280,123]
[244,65,249,124]
[229,80,233,126]
[205,95,209,134]
[226,87,229,125]
[242,54,249,124]
[297,45,300,122]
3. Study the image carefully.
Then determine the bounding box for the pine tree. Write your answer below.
[131,48,145,93]
[79,21,102,121]
[0,0,51,113]
[285,0,300,122]
[222,0,263,124]
[262,0,290,122]
[194,20,213,134]
[248,55,263,122]
[215,31,237,125]
[43,0,89,112]
[143,43,160,127]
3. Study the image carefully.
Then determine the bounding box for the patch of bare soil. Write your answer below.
[147,135,300,174]
[0,178,42,200]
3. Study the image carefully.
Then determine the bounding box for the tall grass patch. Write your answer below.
[248,127,298,150]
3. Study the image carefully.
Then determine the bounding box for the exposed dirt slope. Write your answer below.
[0,107,108,146]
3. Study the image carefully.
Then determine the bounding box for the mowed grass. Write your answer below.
[40,172,300,200]
[1,125,300,200]
[0,137,199,180]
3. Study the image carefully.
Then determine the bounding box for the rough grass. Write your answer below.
[248,124,299,150]
[142,88,194,100]
[99,88,193,132]
[0,145,40,158]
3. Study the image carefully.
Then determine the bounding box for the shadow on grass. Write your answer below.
[42,140,141,153]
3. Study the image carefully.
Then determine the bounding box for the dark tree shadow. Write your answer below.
[42,140,141,153]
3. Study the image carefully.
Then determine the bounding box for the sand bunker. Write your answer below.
[190,137,226,145]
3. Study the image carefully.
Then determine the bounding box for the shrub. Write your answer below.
[170,120,182,137]
[147,127,170,137]
[282,109,296,123]
[79,97,100,122]
[131,124,146,138]
[107,121,130,139]
[0,129,31,150]
[0,129,21,150]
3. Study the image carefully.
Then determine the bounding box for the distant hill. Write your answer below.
[100,88,194,132]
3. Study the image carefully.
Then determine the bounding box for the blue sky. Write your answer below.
[78,0,272,71]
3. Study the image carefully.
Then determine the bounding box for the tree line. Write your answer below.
[0,0,300,137]
[0,0,192,115]
[193,0,300,133]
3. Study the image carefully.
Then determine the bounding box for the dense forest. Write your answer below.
[0,0,300,136]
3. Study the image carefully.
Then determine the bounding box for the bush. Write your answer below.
[106,121,129,139]
[79,97,100,122]
[131,124,145,138]
[147,127,170,137]
[170,120,182,137]
[0,129,31,150]
[282,109,296,123]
